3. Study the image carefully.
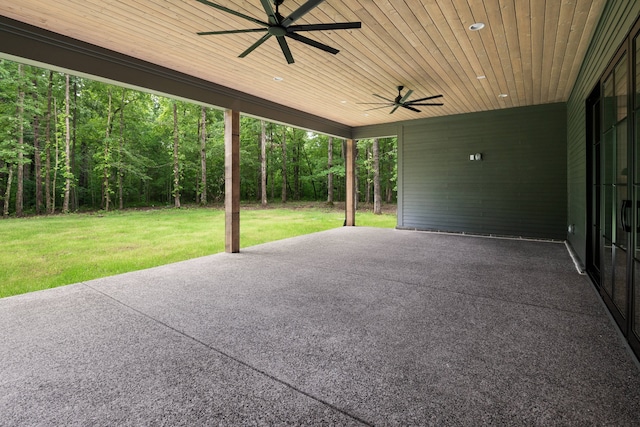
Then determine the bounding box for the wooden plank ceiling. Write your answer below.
[0,0,606,128]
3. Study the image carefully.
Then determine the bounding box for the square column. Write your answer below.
[225,109,240,253]
[345,138,356,226]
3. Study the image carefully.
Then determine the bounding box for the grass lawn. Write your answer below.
[0,204,396,298]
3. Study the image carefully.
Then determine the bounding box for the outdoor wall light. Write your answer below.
[469,153,483,161]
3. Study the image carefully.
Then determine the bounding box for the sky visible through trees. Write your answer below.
[0,59,397,217]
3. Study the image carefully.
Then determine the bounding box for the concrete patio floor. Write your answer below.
[1,227,639,425]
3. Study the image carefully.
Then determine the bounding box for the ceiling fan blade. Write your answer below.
[399,89,413,104]
[281,0,325,27]
[408,94,444,103]
[277,36,295,64]
[198,28,268,36]
[196,0,269,27]
[288,22,362,32]
[238,33,272,58]
[286,33,339,55]
[373,94,394,103]
[390,105,401,114]
[403,105,422,113]
[408,103,444,106]
[259,0,278,24]
[364,105,395,111]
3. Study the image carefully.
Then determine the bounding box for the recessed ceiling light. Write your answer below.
[469,22,485,31]
[340,100,347,104]
[273,76,284,82]
[498,93,508,98]
[477,75,486,80]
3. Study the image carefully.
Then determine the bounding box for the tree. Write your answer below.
[45,71,53,214]
[102,87,113,211]
[200,106,207,205]
[15,64,24,217]
[260,120,267,207]
[172,101,180,208]
[281,126,287,203]
[62,74,71,213]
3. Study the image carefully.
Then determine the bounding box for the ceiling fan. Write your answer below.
[358,86,444,114]
[195,0,361,64]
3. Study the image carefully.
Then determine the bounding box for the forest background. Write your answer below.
[0,59,397,216]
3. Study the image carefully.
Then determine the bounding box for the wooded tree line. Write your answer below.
[0,59,397,217]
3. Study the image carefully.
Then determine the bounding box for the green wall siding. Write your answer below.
[398,103,567,239]
[566,1,640,263]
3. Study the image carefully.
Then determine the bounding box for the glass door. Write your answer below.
[601,50,630,332]
[631,30,640,355]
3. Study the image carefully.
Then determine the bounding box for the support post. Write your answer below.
[345,138,356,226]
[225,109,240,253]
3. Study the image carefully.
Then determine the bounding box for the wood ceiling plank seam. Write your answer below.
[416,0,483,113]
[514,0,534,105]
[553,1,592,101]
[395,0,474,111]
[484,0,517,109]
[441,0,497,112]
[529,0,546,105]
[546,0,575,102]
[448,0,500,111]
[498,0,526,105]
[467,0,512,109]
[540,0,562,103]
[401,0,487,114]
[282,2,398,98]
[327,2,454,104]
[346,1,440,81]
[378,0,465,105]
[448,0,502,111]
[563,0,607,100]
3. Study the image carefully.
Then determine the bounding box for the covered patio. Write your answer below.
[2,228,639,425]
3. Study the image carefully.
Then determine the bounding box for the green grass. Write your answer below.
[0,204,396,298]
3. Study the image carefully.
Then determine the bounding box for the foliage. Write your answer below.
[0,58,398,215]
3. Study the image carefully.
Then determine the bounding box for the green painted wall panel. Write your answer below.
[398,103,567,239]
[566,1,640,263]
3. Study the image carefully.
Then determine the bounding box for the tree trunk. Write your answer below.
[373,137,381,214]
[118,88,126,210]
[103,88,113,211]
[71,78,78,210]
[200,106,207,205]
[293,133,300,200]
[3,165,14,217]
[45,71,53,214]
[32,79,42,215]
[16,64,24,217]
[269,128,275,200]
[327,136,333,204]
[52,98,59,213]
[365,144,371,205]
[172,101,181,208]
[62,74,71,213]
[260,120,267,207]
[354,142,359,211]
[281,127,287,203]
